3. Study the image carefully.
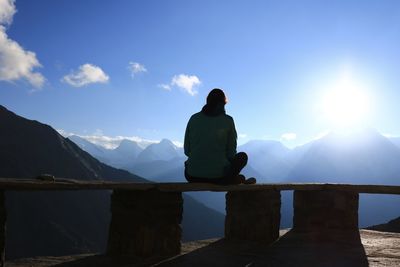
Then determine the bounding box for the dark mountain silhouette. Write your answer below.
[0,105,149,259]
[367,216,400,233]
[67,135,110,164]
[0,105,224,259]
[0,106,143,181]
[0,105,146,259]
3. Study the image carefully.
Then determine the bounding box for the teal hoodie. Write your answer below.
[184,109,237,178]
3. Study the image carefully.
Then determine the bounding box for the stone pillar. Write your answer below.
[293,190,358,236]
[0,191,5,267]
[107,189,183,260]
[225,190,281,243]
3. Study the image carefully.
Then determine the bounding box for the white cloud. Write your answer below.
[238,133,247,139]
[0,0,16,25]
[0,0,45,89]
[82,135,155,149]
[281,133,297,141]
[159,74,201,96]
[171,74,201,96]
[56,129,71,137]
[158,83,171,91]
[57,129,182,149]
[128,62,147,78]
[62,63,109,87]
[172,141,183,148]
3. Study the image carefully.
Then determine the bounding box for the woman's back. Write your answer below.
[184,111,237,178]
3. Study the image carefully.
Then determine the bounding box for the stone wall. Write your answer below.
[225,190,281,243]
[107,189,183,260]
[293,190,359,233]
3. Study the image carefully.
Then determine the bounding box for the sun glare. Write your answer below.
[319,73,371,131]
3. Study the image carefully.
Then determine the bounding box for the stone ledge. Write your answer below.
[0,178,400,194]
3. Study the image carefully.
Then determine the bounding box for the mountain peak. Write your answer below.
[135,138,183,163]
[159,138,174,146]
[0,105,8,112]
[117,139,140,149]
[0,105,20,119]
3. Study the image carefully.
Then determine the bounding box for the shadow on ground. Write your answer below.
[45,230,368,267]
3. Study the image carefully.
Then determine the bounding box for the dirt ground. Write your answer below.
[7,229,400,267]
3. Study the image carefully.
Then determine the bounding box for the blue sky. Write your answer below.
[1,0,400,147]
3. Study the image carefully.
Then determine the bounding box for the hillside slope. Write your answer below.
[0,105,224,259]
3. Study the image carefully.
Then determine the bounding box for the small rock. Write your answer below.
[35,174,55,182]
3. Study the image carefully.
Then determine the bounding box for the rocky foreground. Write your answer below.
[7,229,400,267]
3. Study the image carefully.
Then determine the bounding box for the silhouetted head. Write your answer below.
[206,88,227,107]
[202,88,227,116]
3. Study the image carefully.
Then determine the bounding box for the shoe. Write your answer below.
[243,177,257,184]
[235,174,246,184]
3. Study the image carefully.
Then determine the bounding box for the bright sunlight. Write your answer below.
[319,71,371,131]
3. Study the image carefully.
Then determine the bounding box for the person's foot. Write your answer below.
[243,177,257,184]
[234,174,246,184]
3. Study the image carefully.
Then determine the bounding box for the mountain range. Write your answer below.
[69,126,400,229]
[68,135,185,172]
[0,105,224,259]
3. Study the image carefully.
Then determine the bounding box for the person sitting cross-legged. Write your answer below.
[184,88,256,185]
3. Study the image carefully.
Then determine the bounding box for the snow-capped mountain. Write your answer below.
[136,138,184,163]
